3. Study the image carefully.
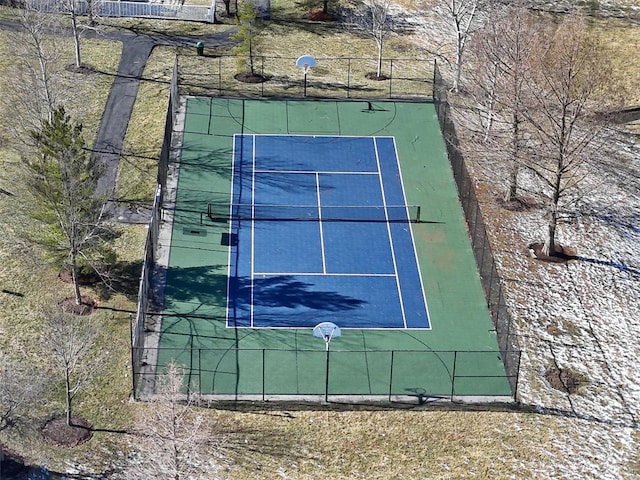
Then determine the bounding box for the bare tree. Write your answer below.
[42,308,105,426]
[0,352,46,433]
[1,6,65,141]
[49,0,104,69]
[524,15,624,256]
[352,0,394,79]
[470,3,539,202]
[55,0,85,69]
[437,0,482,92]
[131,362,219,479]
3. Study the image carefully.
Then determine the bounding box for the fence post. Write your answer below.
[389,59,393,98]
[347,58,351,99]
[261,56,265,96]
[513,351,521,399]
[262,349,266,401]
[129,313,136,397]
[199,348,202,396]
[450,351,457,400]
[487,255,496,309]
[388,350,395,402]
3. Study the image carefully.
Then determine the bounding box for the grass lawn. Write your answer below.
[0,28,139,471]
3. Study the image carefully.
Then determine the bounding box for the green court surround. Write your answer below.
[155,98,511,399]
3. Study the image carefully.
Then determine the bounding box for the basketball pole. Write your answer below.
[313,321,340,403]
[324,335,330,402]
[303,70,308,97]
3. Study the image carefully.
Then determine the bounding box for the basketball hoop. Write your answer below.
[296,54,317,97]
[296,54,317,74]
[313,321,341,350]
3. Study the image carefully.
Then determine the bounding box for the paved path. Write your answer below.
[94,35,154,203]
[92,28,235,222]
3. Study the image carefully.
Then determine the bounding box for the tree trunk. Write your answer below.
[544,162,563,257]
[65,368,72,426]
[482,61,499,142]
[544,207,557,257]
[248,25,254,75]
[34,38,55,122]
[376,41,383,78]
[504,163,519,203]
[71,11,82,68]
[453,31,463,92]
[504,110,521,203]
[71,253,82,305]
[87,0,98,26]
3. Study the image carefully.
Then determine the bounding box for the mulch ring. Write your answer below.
[365,72,390,81]
[528,242,577,263]
[545,367,589,394]
[59,296,98,315]
[234,73,268,83]
[498,195,543,211]
[65,63,96,74]
[308,9,336,21]
[59,270,100,285]
[42,415,93,447]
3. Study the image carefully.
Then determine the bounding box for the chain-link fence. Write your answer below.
[134,347,518,402]
[433,60,521,398]
[178,54,433,100]
[131,58,177,393]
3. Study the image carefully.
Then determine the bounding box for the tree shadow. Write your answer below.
[573,255,640,278]
[159,266,365,316]
[94,259,144,302]
[178,145,233,184]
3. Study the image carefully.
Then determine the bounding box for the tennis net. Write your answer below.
[208,203,421,223]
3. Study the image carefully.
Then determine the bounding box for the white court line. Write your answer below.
[250,134,256,328]
[251,133,395,139]
[225,135,239,328]
[374,137,407,329]
[391,136,431,328]
[316,172,327,274]
[254,169,379,175]
[253,272,396,277]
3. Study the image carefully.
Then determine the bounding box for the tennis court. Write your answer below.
[225,134,428,330]
[150,98,513,400]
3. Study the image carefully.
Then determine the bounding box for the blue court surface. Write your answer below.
[225,135,430,329]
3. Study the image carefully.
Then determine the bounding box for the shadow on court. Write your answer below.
[160,266,365,315]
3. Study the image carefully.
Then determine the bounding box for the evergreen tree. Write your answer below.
[25,106,113,305]
[232,1,262,76]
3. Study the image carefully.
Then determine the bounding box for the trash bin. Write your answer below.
[196,41,204,56]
